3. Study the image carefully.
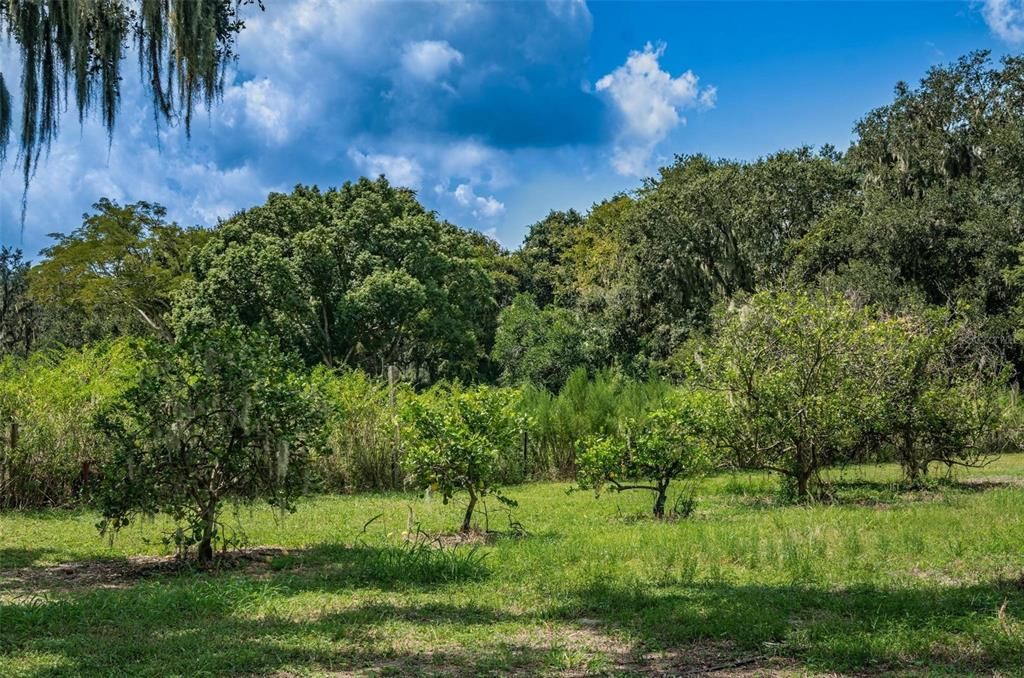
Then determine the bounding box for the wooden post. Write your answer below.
[522,428,529,473]
[388,365,399,488]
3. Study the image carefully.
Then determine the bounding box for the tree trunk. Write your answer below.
[899,431,920,486]
[461,490,478,534]
[796,469,810,500]
[197,499,218,563]
[653,483,668,519]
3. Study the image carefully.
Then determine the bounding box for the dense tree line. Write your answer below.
[2,52,1023,555]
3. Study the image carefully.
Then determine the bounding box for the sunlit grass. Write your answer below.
[2,457,1024,675]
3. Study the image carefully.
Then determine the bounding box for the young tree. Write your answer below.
[96,327,322,562]
[701,290,887,500]
[872,310,1009,485]
[404,385,520,533]
[577,390,721,518]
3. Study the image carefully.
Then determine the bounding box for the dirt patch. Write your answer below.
[510,624,800,677]
[958,477,1024,490]
[0,546,292,595]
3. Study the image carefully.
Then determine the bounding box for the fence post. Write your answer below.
[388,365,399,488]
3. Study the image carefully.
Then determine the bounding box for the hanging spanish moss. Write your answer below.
[0,0,250,234]
[0,73,11,165]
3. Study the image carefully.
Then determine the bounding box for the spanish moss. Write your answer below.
[0,0,250,235]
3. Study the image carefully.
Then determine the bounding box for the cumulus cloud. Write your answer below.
[452,183,506,219]
[982,0,1024,43]
[400,40,464,82]
[347,149,424,189]
[1,0,600,249]
[596,42,715,176]
[220,77,307,145]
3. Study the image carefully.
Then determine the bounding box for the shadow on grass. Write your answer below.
[0,548,58,569]
[556,578,1024,674]
[0,588,552,676]
[3,558,1024,676]
[0,540,490,596]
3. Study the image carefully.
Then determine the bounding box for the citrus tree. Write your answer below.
[577,389,722,518]
[701,290,888,500]
[95,327,322,562]
[404,385,520,533]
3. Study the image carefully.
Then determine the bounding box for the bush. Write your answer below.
[700,290,889,500]
[871,309,1011,484]
[403,383,522,533]
[577,389,722,518]
[0,340,144,508]
[95,328,322,562]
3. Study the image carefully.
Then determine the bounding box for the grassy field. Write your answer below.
[2,458,1024,676]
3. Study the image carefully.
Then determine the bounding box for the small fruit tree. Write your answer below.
[701,290,888,500]
[95,327,322,562]
[577,389,722,519]
[404,385,520,533]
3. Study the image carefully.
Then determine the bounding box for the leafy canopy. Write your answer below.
[96,326,322,561]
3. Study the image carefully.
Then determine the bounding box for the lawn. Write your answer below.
[2,458,1024,676]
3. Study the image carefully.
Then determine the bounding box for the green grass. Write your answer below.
[3,458,1024,676]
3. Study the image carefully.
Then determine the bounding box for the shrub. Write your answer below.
[0,340,144,508]
[871,309,1010,484]
[95,328,322,562]
[403,384,521,533]
[700,290,889,500]
[577,389,722,518]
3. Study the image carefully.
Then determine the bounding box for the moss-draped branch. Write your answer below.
[0,0,250,223]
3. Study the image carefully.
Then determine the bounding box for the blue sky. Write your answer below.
[1,0,1021,255]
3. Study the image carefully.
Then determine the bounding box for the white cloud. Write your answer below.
[596,42,715,176]
[347,148,424,189]
[546,0,592,25]
[983,0,1024,43]
[452,183,505,219]
[220,77,306,145]
[1,0,599,248]
[401,40,464,82]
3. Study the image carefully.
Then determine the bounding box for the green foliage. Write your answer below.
[176,178,497,382]
[29,199,208,345]
[314,368,409,492]
[0,247,35,356]
[869,309,1011,484]
[700,290,890,499]
[0,339,144,508]
[403,384,521,532]
[793,52,1024,362]
[512,209,587,307]
[576,389,723,518]
[492,294,599,391]
[518,368,672,478]
[95,327,322,561]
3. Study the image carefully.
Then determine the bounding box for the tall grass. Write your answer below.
[315,368,408,492]
[0,339,144,508]
[518,368,672,478]
[315,367,671,490]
